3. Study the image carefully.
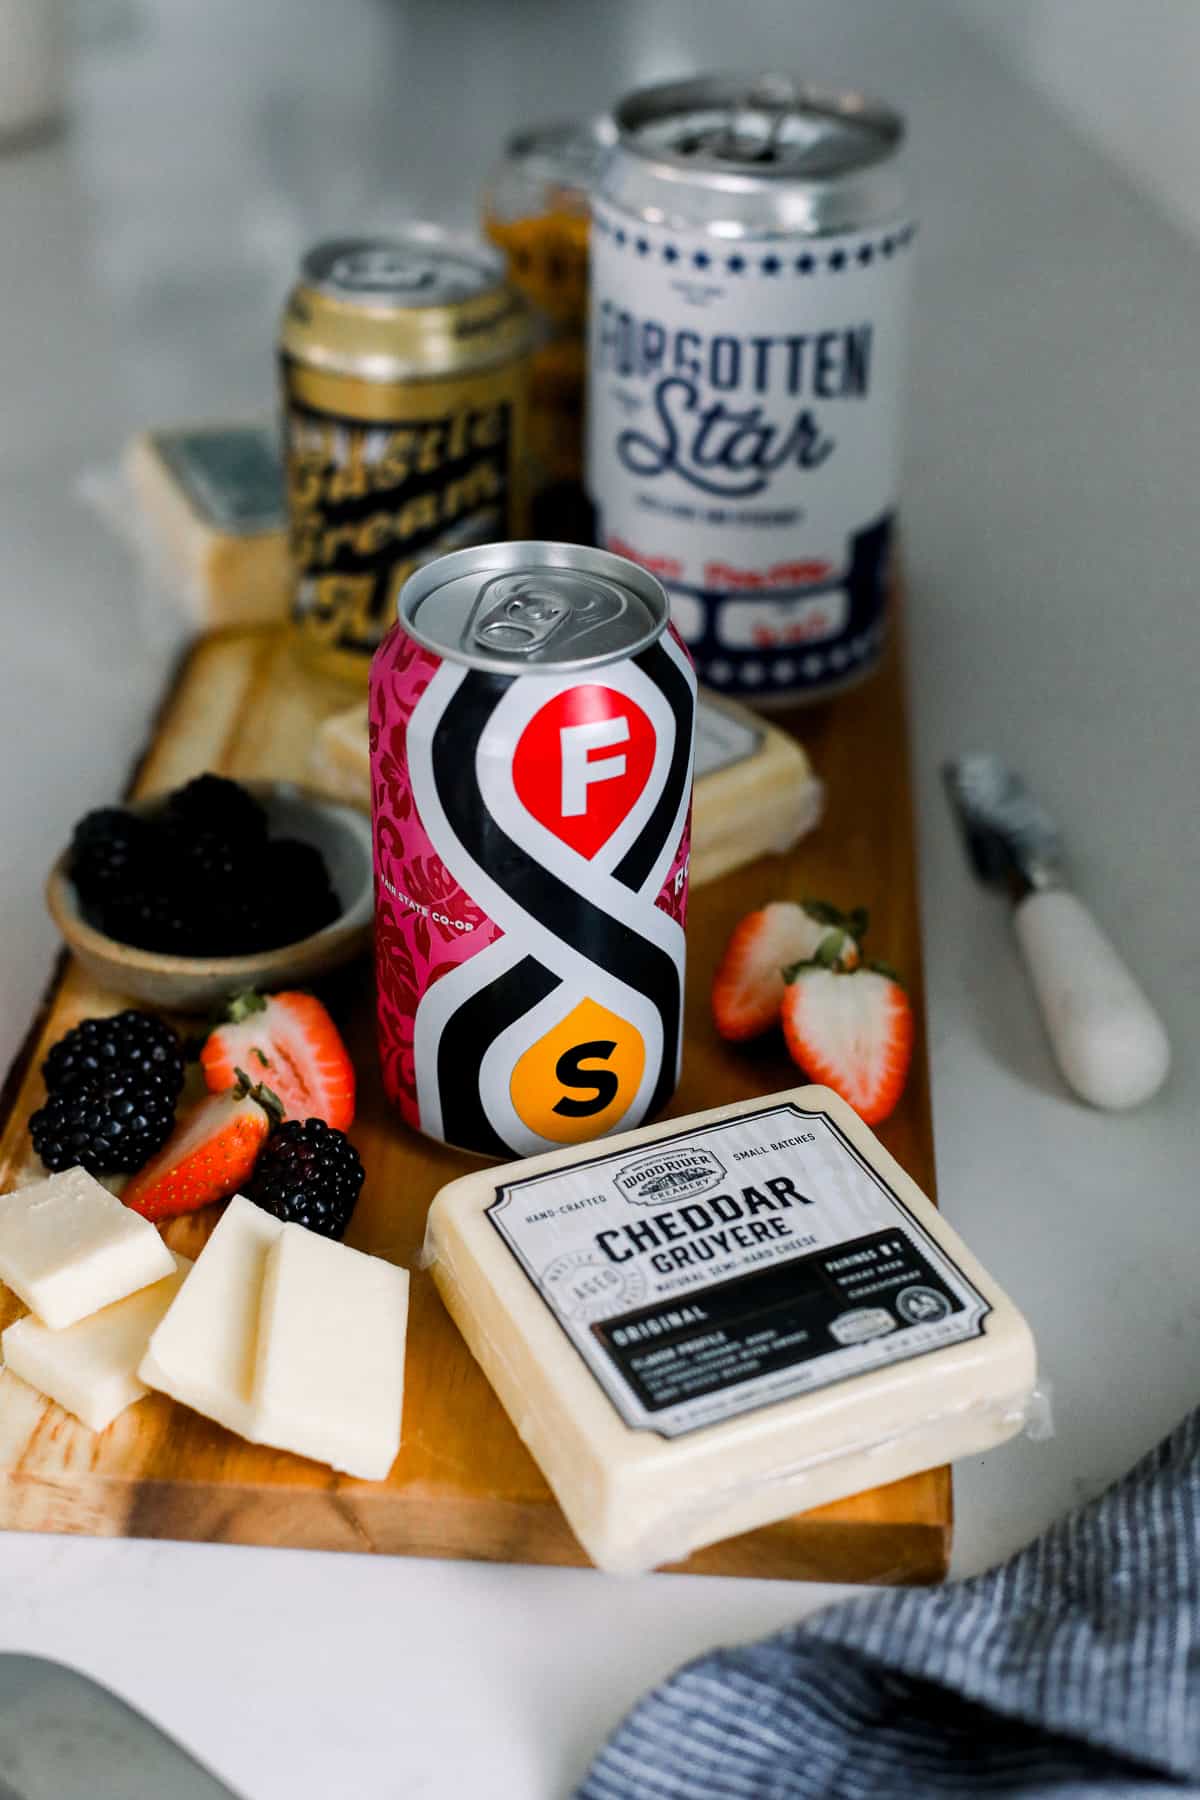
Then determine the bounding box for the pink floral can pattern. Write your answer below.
[369,542,696,1159]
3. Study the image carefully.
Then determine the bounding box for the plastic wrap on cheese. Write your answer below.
[424,1084,1038,1575]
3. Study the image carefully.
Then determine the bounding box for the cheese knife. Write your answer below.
[943,753,1170,1111]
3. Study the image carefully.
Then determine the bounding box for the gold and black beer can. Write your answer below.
[279,230,535,683]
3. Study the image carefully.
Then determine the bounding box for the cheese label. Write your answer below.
[487,1100,990,1438]
[693,701,764,781]
[154,427,286,533]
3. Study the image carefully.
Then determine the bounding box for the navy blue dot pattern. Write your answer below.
[593,211,918,274]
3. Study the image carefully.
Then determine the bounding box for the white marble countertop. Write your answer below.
[0,1,1197,1794]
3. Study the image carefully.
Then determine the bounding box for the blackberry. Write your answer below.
[204,887,275,958]
[96,883,205,957]
[164,820,249,891]
[30,1068,178,1175]
[43,1010,185,1100]
[69,808,153,907]
[166,774,267,849]
[245,1118,364,1239]
[264,838,340,943]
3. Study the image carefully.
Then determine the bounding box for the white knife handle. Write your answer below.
[1013,888,1170,1110]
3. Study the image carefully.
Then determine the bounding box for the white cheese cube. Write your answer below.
[2,1254,191,1431]
[425,1084,1038,1575]
[0,1167,176,1330]
[253,1223,408,1482]
[139,1194,281,1436]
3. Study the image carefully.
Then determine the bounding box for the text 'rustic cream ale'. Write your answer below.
[280,231,535,683]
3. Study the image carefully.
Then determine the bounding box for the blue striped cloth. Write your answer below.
[577,1413,1200,1797]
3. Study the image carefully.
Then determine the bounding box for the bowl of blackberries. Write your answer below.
[46,773,373,1010]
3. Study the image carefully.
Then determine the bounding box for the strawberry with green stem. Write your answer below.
[780,927,913,1126]
[123,1071,282,1221]
[711,899,865,1042]
[200,991,355,1131]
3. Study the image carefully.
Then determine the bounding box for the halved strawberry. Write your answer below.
[123,1077,279,1221]
[780,961,913,1126]
[712,901,863,1042]
[200,991,355,1131]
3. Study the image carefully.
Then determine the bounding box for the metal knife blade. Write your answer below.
[943,753,1065,895]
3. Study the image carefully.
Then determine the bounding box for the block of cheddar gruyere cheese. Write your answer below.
[140,1194,280,1437]
[425,1085,1037,1574]
[252,1222,408,1481]
[2,1253,191,1431]
[124,425,291,629]
[0,1167,176,1330]
[309,690,825,889]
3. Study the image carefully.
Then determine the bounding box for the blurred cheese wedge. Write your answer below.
[2,1254,191,1431]
[310,700,372,812]
[691,692,824,886]
[0,1166,175,1330]
[310,690,824,886]
[425,1084,1037,1574]
[254,1223,407,1481]
[124,425,291,629]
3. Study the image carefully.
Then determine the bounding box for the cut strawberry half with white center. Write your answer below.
[712,900,863,1042]
[781,963,914,1126]
[201,991,355,1131]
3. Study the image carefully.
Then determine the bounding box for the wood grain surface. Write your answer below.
[0,625,950,1583]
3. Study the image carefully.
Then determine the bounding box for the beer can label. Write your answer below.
[588,204,915,701]
[283,357,529,675]
[371,626,695,1159]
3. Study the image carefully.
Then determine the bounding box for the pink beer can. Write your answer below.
[369,541,696,1158]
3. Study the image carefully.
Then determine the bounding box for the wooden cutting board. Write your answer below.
[0,624,949,1582]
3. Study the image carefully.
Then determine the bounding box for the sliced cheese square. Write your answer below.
[0,1167,176,1330]
[425,1084,1038,1575]
[253,1223,408,1482]
[2,1253,191,1431]
[139,1194,281,1436]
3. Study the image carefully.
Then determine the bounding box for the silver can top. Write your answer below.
[398,541,670,675]
[605,74,907,237]
[300,229,504,309]
[501,115,617,198]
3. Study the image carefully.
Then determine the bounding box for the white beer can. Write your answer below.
[588,75,913,705]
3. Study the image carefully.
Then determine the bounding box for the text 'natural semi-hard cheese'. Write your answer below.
[424,1085,1038,1573]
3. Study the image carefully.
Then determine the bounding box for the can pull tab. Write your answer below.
[328,249,439,293]
[465,571,627,659]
